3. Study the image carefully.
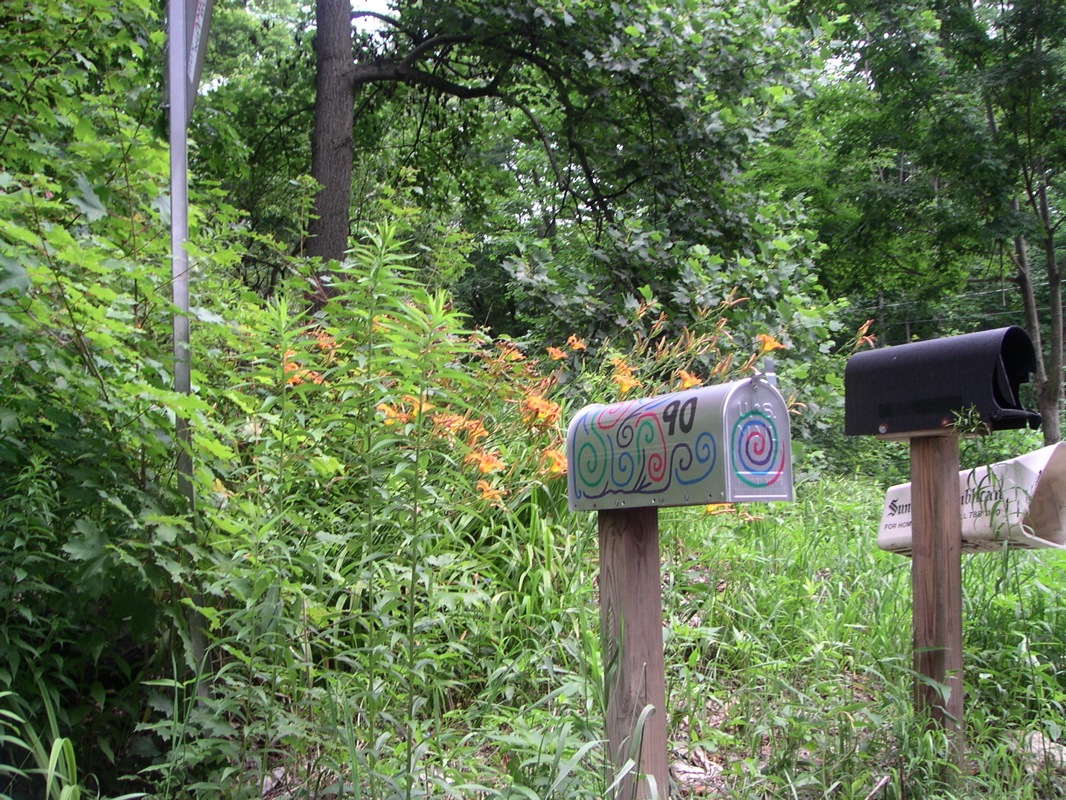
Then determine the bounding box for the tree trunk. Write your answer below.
[1011,217,1060,445]
[307,0,354,285]
[1038,225,1063,445]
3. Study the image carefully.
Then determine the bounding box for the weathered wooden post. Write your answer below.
[567,370,794,799]
[845,326,1042,777]
[909,432,965,763]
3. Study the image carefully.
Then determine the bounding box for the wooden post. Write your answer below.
[599,507,670,800]
[910,434,965,775]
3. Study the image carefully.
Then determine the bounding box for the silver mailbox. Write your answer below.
[566,376,793,511]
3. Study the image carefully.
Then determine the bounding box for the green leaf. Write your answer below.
[71,174,106,221]
[62,519,107,562]
[0,255,30,295]
[0,407,20,433]
[193,433,237,462]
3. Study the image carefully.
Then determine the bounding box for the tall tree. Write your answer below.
[306,0,354,278]
[298,0,837,345]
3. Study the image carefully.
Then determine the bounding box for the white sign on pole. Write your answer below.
[877,443,1066,556]
[184,0,214,124]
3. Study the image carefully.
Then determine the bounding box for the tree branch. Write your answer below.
[350,33,512,101]
[251,104,314,165]
[351,10,401,29]
[351,59,503,98]
[497,94,567,196]
[400,33,475,69]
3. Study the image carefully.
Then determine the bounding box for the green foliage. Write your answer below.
[192,0,317,294]
[195,0,847,350]
[5,2,1066,798]
[103,226,607,797]
[6,194,1066,796]
[777,0,1066,440]
[0,0,160,175]
[756,78,991,302]
[0,1,230,791]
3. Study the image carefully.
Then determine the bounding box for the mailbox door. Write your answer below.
[724,382,793,502]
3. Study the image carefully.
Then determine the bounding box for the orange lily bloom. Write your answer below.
[676,369,703,389]
[756,333,786,354]
[465,451,506,474]
[543,449,567,475]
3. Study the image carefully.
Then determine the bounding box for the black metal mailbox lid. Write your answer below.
[844,326,1041,437]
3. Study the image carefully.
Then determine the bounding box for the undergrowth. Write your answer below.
[5,217,1066,798]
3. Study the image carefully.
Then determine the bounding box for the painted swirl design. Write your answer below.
[731,410,783,487]
[575,427,609,490]
[570,396,718,501]
[676,431,717,485]
[567,381,792,509]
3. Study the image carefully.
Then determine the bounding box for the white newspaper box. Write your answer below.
[878,443,1066,556]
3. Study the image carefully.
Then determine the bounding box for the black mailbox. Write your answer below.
[845,326,1041,437]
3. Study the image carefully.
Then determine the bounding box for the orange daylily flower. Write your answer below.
[705,502,761,522]
[432,411,467,433]
[314,330,337,352]
[542,449,567,475]
[477,479,508,503]
[497,342,526,362]
[283,350,325,385]
[522,395,561,426]
[613,373,641,395]
[377,403,411,426]
[704,503,736,516]
[676,369,703,390]
[463,419,489,444]
[430,412,491,444]
[610,356,639,394]
[567,334,587,351]
[546,346,567,360]
[395,395,435,418]
[855,319,876,349]
[465,451,506,474]
[756,333,786,354]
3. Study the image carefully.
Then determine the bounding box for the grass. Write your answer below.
[654,477,1066,799]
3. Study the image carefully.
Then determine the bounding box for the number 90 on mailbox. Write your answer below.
[565,376,794,512]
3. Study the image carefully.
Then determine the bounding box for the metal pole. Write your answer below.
[169,0,209,695]
[168,0,193,504]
